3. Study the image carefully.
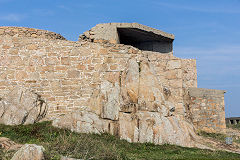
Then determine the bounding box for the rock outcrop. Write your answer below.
[53,58,202,148]
[11,144,45,160]
[0,87,47,125]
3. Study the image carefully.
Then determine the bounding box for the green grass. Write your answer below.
[198,130,240,146]
[227,123,240,130]
[0,121,240,160]
[226,124,240,144]
[198,131,227,143]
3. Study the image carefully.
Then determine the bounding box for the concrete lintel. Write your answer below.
[188,87,226,97]
[88,23,174,41]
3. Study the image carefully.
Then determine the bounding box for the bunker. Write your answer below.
[79,23,174,53]
[226,117,240,125]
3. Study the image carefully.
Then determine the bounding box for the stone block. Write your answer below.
[100,79,120,120]
[45,57,59,65]
[118,112,139,143]
[16,71,28,80]
[61,57,70,65]
[166,69,182,79]
[27,44,38,50]
[166,60,181,70]
[67,70,80,78]
[98,48,108,55]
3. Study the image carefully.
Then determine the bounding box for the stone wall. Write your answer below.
[147,52,197,116]
[0,29,196,118]
[187,88,226,133]
[0,32,146,117]
[0,25,227,147]
[0,27,66,40]
[0,35,128,116]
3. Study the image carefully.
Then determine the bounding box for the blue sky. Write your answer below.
[0,0,239,117]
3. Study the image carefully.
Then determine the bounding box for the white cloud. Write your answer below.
[57,5,72,12]
[32,9,55,16]
[0,13,25,22]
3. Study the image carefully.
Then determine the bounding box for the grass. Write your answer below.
[0,121,240,160]
[227,124,240,144]
[227,123,240,130]
[198,130,240,146]
[198,131,227,143]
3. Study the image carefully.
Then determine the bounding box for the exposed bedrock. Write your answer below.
[53,58,203,148]
[0,87,47,125]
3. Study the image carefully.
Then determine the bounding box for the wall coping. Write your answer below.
[0,26,66,40]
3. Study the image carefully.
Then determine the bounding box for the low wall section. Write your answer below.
[188,88,226,133]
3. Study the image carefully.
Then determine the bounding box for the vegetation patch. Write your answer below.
[198,130,240,146]
[198,131,227,143]
[0,121,240,160]
[227,123,240,130]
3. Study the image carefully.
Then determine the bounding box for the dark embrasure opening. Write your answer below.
[117,28,173,53]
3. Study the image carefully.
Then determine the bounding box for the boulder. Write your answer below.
[11,144,45,160]
[0,87,47,125]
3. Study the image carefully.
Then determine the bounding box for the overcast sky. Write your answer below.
[0,0,239,117]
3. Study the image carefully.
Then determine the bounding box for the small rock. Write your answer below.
[0,137,22,151]
[61,156,83,160]
[11,144,45,160]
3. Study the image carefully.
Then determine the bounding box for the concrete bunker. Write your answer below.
[117,28,173,53]
[226,117,240,125]
[80,23,175,54]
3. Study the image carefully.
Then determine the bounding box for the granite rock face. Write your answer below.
[11,144,45,160]
[52,110,111,134]
[53,58,200,148]
[0,87,47,125]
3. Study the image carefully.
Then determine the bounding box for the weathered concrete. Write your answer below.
[79,23,174,53]
[226,117,240,125]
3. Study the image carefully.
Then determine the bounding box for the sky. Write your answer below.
[0,0,239,117]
